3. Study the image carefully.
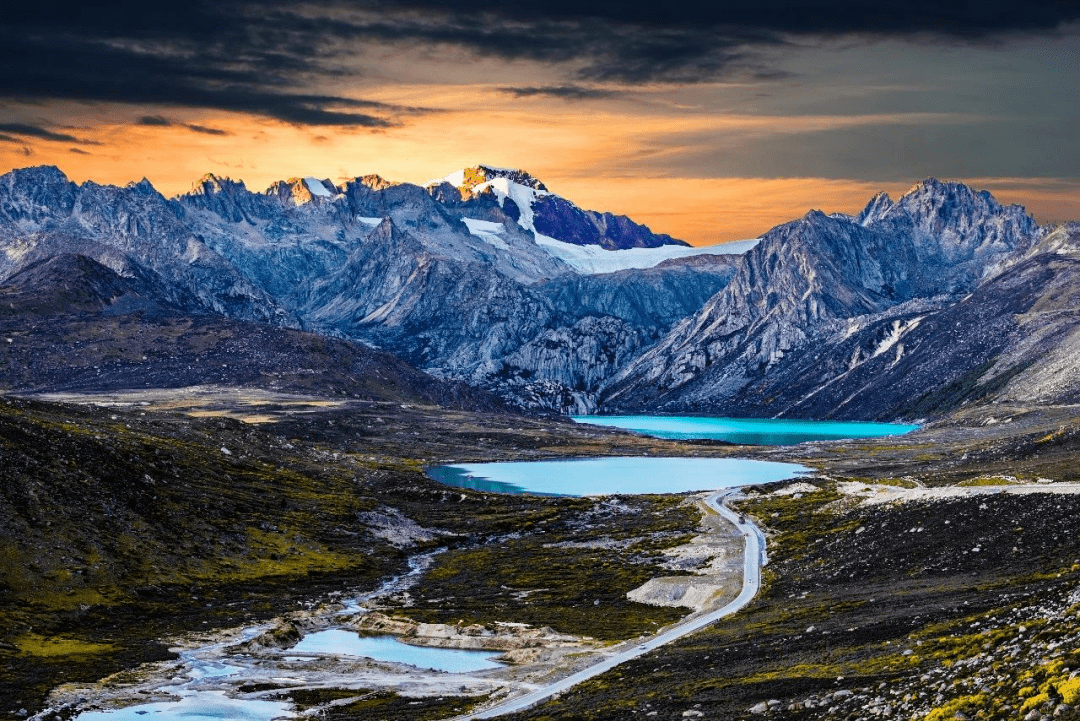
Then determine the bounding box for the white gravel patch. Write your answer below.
[838,481,1080,506]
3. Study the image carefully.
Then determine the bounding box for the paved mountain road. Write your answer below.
[459,490,766,719]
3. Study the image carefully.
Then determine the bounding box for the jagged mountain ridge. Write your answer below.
[0,167,285,323]
[0,165,740,412]
[601,180,1058,418]
[298,220,736,411]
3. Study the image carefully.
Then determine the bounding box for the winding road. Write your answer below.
[461,490,766,719]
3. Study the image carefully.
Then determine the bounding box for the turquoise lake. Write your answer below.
[570,415,919,446]
[291,630,504,672]
[428,457,811,496]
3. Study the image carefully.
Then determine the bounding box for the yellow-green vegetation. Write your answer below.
[0,391,744,716]
[1059,675,1080,705]
[1037,427,1067,444]
[13,633,117,658]
[957,476,1017,487]
[913,626,1015,665]
[704,652,921,690]
[923,694,990,721]
[1010,659,1080,714]
[869,477,920,488]
[512,472,1080,721]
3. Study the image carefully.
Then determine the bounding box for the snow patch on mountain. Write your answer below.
[357,217,383,226]
[871,317,922,360]
[462,217,510,249]
[537,236,758,274]
[432,169,467,188]
[478,177,549,233]
[462,218,506,235]
[430,166,692,263]
[303,177,333,198]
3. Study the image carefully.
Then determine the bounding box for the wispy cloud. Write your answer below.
[499,85,622,100]
[136,115,173,126]
[0,122,79,142]
[136,116,232,135]
[186,124,229,136]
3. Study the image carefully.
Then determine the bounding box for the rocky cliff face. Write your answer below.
[297,223,736,413]
[0,253,506,409]
[683,224,1080,420]
[602,180,1045,417]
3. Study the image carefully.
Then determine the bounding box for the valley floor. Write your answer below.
[4,392,1080,720]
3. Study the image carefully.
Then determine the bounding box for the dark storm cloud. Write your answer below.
[376,0,1080,37]
[499,85,622,100]
[0,2,426,127]
[0,0,1077,122]
[325,0,1080,82]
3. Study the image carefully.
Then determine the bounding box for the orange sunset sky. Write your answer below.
[1,3,1078,245]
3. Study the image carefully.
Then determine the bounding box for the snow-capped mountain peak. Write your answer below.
[429,165,548,194]
[266,177,341,206]
[422,163,754,273]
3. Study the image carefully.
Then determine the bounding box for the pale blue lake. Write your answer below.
[570,415,919,446]
[292,630,504,672]
[75,691,289,721]
[428,456,811,496]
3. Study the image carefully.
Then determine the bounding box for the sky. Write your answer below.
[0,1,1077,244]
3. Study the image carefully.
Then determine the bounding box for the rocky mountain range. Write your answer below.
[0,164,739,413]
[602,180,1076,419]
[1,165,1077,420]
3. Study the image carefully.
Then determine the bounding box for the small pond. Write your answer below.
[75,690,290,721]
[291,630,504,672]
[428,457,811,496]
[570,415,919,446]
